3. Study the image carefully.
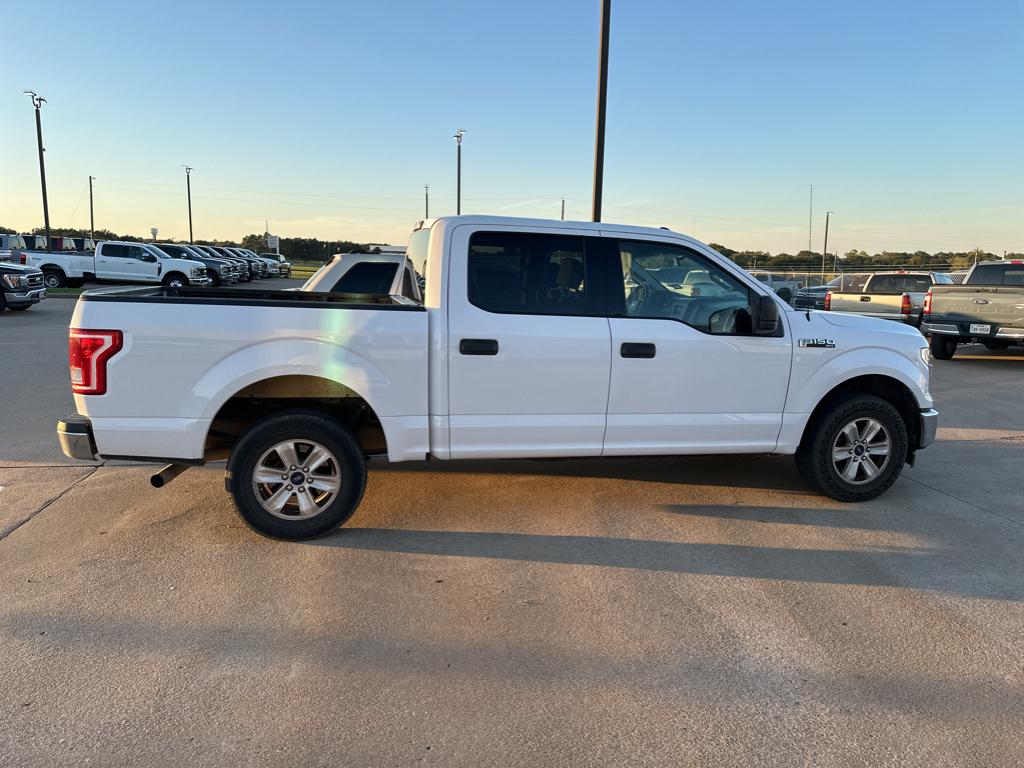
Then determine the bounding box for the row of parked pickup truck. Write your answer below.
[10,241,291,290]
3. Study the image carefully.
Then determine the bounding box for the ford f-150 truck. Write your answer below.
[825,271,955,325]
[0,261,46,312]
[921,260,1024,359]
[57,216,937,539]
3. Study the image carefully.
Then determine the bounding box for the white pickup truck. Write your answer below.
[26,240,211,289]
[57,215,937,539]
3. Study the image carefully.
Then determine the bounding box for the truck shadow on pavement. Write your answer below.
[309,525,1023,602]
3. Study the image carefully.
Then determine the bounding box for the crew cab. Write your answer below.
[57,216,937,539]
[300,252,421,300]
[0,262,46,312]
[25,241,211,288]
[825,271,955,325]
[922,260,1024,359]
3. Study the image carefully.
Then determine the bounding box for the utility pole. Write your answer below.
[592,0,612,222]
[807,183,813,257]
[822,211,833,281]
[182,165,194,243]
[88,175,95,241]
[561,198,565,220]
[24,91,51,248]
[425,184,430,218]
[453,130,465,214]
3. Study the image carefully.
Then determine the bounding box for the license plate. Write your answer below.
[970,324,991,334]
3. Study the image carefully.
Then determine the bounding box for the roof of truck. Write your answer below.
[417,215,690,241]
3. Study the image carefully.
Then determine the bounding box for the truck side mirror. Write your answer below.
[754,293,779,335]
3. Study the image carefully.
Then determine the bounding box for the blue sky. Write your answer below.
[1,0,1021,253]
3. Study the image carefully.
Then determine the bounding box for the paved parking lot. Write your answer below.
[2,297,1023,766]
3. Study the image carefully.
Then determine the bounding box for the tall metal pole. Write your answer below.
[88,176,95,240]
[425,184,430,218]
[561,198,565,220]
[24,92,51,248]
[821,211,833,280]
[592,0,611,222]
[183,165,194,243]
[807,183,813,256]
[453,130,465,214]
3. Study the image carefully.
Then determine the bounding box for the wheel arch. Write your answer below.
[799,374,921,452]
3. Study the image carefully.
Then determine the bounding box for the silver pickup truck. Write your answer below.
[922,260,1024,359]
[825,271,955,325]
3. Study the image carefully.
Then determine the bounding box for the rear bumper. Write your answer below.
[922,320,1024,339]
[918,409,939,450]
[57,415,99,461]
[4,287,46,307]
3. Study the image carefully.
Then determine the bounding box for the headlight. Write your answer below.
[191,268,205,278]
[2,274,27,289]
[919,346,931,366]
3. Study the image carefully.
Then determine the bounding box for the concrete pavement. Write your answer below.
[1,298,1023,766]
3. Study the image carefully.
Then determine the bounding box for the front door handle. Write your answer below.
[460,338,499,356]
[621,342,656,359]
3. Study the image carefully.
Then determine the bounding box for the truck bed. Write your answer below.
[79,284,424,310]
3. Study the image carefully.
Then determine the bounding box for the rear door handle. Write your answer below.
[459,338,499,356]
[621,342,656,359]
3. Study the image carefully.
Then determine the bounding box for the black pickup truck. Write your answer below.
[0,262,46,313]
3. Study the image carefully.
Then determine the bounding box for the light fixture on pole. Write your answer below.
[182,165,194,243]
[453,130,466,214]
[24,91,51,248]
[591,0,611,222]
[821,211,834,281]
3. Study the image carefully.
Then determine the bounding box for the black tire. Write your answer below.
[226,410,367,539]
[983,340,1009,351]
[43,269,66,289]
[929,334,957,360]
[0,291,6,313]
[209,273,221,288]
[777,289,792,305]
[162,272,188,289]
[795,394,908,503]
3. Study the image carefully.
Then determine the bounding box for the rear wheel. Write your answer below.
[796,394,908,502]
[226,411,367,539]
[43,269,66,289]
[929,334,957,360]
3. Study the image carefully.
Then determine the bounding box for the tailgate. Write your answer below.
[828,292,905,315]
[930,286,1024,330]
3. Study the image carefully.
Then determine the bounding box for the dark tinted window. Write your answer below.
[969,264,1024,285]
[331,262,398,294]
[103,243,127,258]
[400,266,416,298]
[157,244,187,258]
[467,232,593,316]
[867,274,933,293]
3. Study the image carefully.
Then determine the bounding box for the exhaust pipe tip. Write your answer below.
[151,463,189,488]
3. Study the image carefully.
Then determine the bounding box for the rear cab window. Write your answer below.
[332,262,399,294]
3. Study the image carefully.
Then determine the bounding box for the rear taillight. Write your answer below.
[69,329,123,395]
[901,293,912,316]
[923,290,932,317]
[824,291,832,311]
[19,254,27,264]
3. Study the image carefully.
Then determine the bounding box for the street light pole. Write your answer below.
[24,91,51,248]
[592,0,611,222]
[453,130,465,214]
[822,211,834,280]
[182,165,194,243]
[561,198,565,221]
[424,184,430,218]
[88,175,95,241]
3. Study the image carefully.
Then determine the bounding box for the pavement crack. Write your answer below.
[0,466,101,542]
[904,475,1024,529]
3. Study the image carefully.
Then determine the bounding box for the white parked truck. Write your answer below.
[25,240,211,289]
[58,216,937,539]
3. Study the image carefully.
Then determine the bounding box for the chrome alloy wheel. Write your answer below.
[251,439,342,520]
[832,417,891,485]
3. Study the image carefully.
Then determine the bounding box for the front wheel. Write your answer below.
[796,394,908,502]
[226,411,367,539]
[162,273,187,289]
[43,270,66,289]
[929,334,957,360]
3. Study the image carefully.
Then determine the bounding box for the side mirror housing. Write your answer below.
[754,293,780,335]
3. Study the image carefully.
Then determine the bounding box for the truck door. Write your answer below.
[94,243,125,278]
[603,234,791,454]
[446,227,611,458]
[122,245,162,282]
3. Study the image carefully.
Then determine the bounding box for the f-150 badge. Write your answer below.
[799,338,836,348]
